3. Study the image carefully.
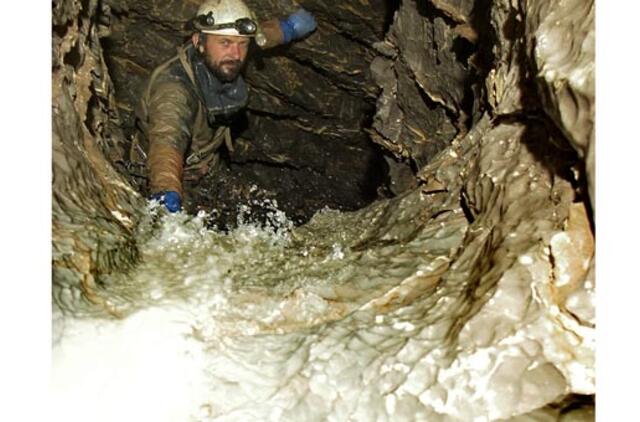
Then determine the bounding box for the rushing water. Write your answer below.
[52,191,467,420]
[52,178,594,421]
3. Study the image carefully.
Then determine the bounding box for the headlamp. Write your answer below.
[195,12,257,35]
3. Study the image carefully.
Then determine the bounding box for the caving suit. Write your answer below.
[130,17,299,203]
[133,43,249,200]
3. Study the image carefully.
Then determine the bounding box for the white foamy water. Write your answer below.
[52,191,594,421]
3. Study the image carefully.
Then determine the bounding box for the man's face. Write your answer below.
[200,34,250,82]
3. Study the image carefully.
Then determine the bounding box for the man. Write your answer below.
[133,0,317,213]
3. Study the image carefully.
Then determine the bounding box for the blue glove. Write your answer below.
[150,191,182,213]
[279,8,317,43]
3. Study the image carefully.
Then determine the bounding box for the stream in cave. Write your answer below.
[52,191,471,421]
[52,183,593,421]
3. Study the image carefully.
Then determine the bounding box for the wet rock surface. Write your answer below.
[52,0,595,419]
[53,0,147,314]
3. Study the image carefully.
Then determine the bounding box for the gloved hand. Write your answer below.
[279,8,317,43]
[150,191,182,213]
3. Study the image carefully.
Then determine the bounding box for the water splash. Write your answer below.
[52,184,594,421]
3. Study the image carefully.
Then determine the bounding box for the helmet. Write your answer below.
[193,0,257,37]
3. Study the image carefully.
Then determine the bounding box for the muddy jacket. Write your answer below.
[134,43,251,198]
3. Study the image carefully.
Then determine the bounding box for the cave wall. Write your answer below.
[525,0,595,210]
[375,0,594,201]
[371,0,473,169]
[53,0,147,314]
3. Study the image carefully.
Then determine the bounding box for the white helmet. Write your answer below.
[193,0,257,37]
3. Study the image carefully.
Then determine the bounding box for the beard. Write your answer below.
[204,55,244,83]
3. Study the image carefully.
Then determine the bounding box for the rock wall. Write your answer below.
[53,0,146,314]
[525,0,595,210]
